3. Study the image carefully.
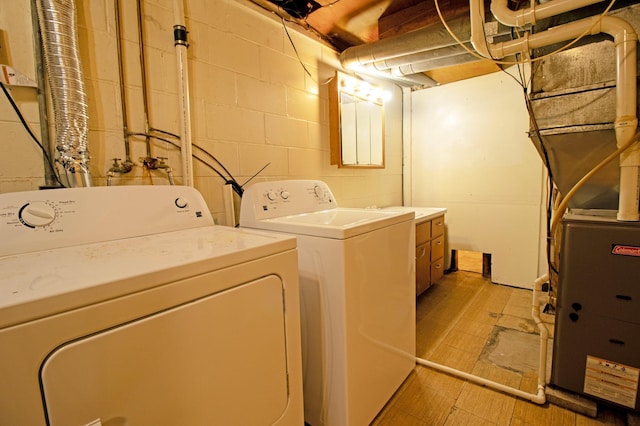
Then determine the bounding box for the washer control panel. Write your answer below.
[0,185,213,257]
[240,180,336,222]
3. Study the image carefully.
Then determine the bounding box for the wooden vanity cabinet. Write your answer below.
[416,214,445,296]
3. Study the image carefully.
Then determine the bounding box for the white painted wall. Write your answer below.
[0,0,404,223]
[410,67,546,289]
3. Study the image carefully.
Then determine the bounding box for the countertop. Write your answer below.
[381,206,447,224]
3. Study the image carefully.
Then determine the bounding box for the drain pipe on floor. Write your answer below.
[415,272,549,405]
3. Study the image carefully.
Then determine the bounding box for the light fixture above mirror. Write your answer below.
[330,71,386,168]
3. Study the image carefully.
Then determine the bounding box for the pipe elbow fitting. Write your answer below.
[601,16,638,44]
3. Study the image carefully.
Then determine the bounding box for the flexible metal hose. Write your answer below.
[36,0,91,187]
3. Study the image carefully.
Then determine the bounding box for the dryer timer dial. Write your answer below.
[19,201,56,227]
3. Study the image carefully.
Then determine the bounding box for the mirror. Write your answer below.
[330,72,385,168]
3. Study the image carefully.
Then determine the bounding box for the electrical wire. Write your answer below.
[281,16,316,83]
[240,162,271,189]
[0,81,65,188]
[147,127,241,189]
[497,48,559,276]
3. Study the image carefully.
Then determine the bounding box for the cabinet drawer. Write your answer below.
[431,258,444,284]
[431,234,444,261]
[416,221,431,245]
[431,215,445,237]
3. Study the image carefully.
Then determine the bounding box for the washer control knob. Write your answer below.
[280,191,290,200]
[313,185,325,199]
[266,191,278,201]
[175,198,188,209]
[19,202,56,227]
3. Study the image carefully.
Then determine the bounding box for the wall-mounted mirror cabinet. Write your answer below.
[330,71,385,168]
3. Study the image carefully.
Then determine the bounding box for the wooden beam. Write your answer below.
[425,59,501,84]
[378,0,476,40]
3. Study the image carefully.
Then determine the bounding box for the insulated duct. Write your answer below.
[341,16,472,66]
[35,0,92,187]
[339,15,513,86]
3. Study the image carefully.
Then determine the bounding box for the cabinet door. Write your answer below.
[416,242,431,295]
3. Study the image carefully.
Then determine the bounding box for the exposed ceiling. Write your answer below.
[257,0,477,49]
[253,0,502,85]
[252,0,640,87]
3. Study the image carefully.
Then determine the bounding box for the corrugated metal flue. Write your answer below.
[36,0,92,187]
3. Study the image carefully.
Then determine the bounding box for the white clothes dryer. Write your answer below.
[240,180,416,426]
[0,185,304,426]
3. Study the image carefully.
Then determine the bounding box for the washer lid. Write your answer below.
[242,208,414,239]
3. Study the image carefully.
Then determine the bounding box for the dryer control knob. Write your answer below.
[280,191,290,200]
[19,202,56,227]
[175,198,188,209]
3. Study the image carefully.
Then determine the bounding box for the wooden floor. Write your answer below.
[371,269,631,425]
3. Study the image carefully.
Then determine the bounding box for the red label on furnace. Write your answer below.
[612,245,640,257]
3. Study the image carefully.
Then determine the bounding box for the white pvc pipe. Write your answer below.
[173,0,194,187]
[617,153,640,220]
[416,272,549,405]
[416,357,547,404]
[491,0,606,27]
[604,15,640,220]
[531,274,550,391]
[474,14,631,60]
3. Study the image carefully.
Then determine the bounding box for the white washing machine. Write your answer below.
[0,185,304,426]
[239,180,416,426]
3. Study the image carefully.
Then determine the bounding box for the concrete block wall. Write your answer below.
[0,0,404,224]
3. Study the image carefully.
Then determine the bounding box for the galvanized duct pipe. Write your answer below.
[371,43,471,72]
[339,15,511,84]
[340,15,474,70]
[390,47,477,77]
[35,0,91,187]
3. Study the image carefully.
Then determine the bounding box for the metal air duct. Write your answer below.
[35,0,92,187]
[339,15,513,85]
[517,2,638,220]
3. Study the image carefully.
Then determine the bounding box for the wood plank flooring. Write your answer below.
[371,270,631,425]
